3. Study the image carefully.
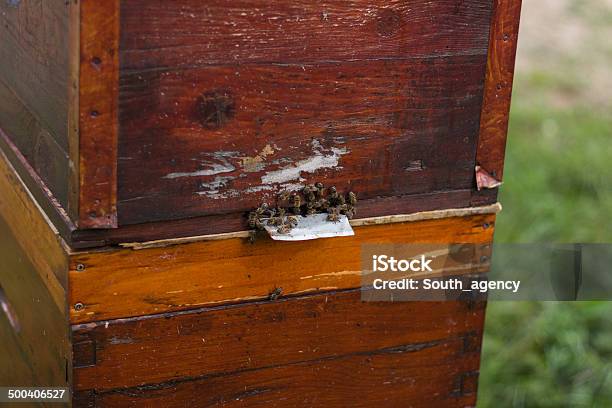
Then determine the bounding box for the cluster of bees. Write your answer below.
[248,183,357,234]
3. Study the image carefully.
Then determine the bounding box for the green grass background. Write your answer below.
[477,1,612,405]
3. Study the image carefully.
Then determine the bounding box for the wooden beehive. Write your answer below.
[0,0,522,406]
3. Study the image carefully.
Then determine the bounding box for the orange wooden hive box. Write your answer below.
[0,0,521,406]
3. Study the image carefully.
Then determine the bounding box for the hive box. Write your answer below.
[0,1,521,406]
[0,149,496,406]
[0,0,520,248]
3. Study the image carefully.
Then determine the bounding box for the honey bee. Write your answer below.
[315,199,329,211]
[248,208,266,230]
[267,216,283,226]
[302,186,316,203]
[269,287,283,300]
[291,193,302,214]
[255,202,269,216]
[248,212,258,228]
[277,224,292,234]
[286,215,299,227]
[279,190,291,201]
[327,186,339,206]
[306,201,317,215]
[327,207,341,223]
[348,191,357,206]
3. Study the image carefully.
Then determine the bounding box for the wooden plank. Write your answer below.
[0,0,72,209]
[67,0,81,223]
[72,289,484,392]
[475,0,522,183]
[72,189,474,248]
[69,213,495,323]
[73,324,481,407]
[0,129,76,246]
[118,56,486,224]
[120,0,493,70]
[120,203,501,250]
[0,0,70,153]
[77,354,478,407]
[0,216,70,389]
[0,311,39,389]
[0,81,71,208]
[0,149,69,312]
[78,0,119,228]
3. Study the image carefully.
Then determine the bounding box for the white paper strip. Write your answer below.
[263,213,355,241]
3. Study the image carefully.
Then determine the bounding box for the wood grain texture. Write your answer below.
[69,213,494,323]
[119,203,501,250]
[476,0,522,182]
[68,0,81,223]
[120,0,493,70]
[72,291,484,394]
[72,189,474,248]
[0,149,69,312]
[0,216,70,389]
[0,0,71,208]
[118,56,487,224]
[75,348,478,407]
[72,295,483,407]
[78,0,119,228]
[0,80,70,209]
[0,129,77,246]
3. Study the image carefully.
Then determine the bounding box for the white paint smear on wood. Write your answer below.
[261,146,348,184]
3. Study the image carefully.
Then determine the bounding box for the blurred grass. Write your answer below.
[478,43,612,408]
[495,105,612,243]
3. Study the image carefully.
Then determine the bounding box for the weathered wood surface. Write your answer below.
[73,293,483,406]
[0,216,70,389]
[475,0,522,186]
[75,345,478,407]
[118,56,487,224]
[78,0,119,229]
[0,149,69,312]
[0,0,521,253]
[116,0,494,226]
[73,189,474,248]
[67,0,81,224]
[73,292,484,391]
[0,0,71,209]
[0,81,69,211]
[69,213,494,323]
[120,0,493,70]
[119,203,501,250]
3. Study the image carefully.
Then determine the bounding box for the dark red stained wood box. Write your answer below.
[0,0,521,248]
[1,2,522,404]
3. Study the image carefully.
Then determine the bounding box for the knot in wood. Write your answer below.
[196,90,236,129]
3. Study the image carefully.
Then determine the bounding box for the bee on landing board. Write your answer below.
[277,224,292,234]
[327,207,341,223]
[291,193,302,214]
